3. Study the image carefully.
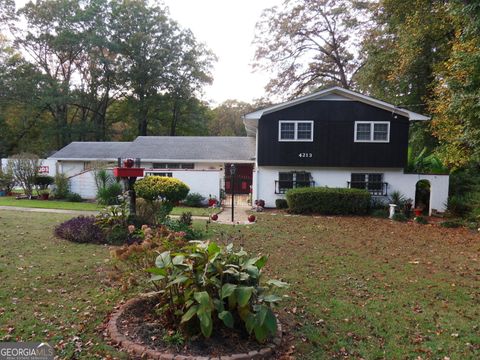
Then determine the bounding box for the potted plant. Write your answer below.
[208,195,217,207]
[413,204,424,217]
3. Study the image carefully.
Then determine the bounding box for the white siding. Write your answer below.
[144,170,221,200]
[256,166,449,214]
[69,170,99,199]
[59,161,85,177]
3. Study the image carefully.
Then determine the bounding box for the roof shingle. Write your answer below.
[49,137,256,162]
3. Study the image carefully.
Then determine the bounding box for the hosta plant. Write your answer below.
[147,241,288,343]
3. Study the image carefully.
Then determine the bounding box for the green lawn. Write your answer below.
[0,196,220,216]
[0,196,102,211]
[0,210,128,358]
[1,210,479,359]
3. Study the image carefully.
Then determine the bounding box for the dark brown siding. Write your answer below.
[257,100,409,167]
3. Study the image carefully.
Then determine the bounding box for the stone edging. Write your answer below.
[107,293,282,360]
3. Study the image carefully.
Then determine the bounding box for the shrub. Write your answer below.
[414,216,428,224]
[446,195,472,217]
[0,167,15,193]
[111,225,188,287]
[94,168,114,190]
[370,197,387,210]
[286,187,371,215]
[53,173,70,199]
[183,192,205,207]
[389,190,406,206]
[8,153,40,197]
[135,176,189,223]
[34,175,54,195]
[392,213,408,222]
[54,216,105,243]
[179,212,193,226]
[135,176,190,204]
[440,220,462,228]
[105,226,129,245]
[66,192,83,202]
[146,241,288,342]
[162,218,202,240]
[371,209,388,218]
[275,199,288,209]
[136,198,161,224]
[97,182,123,205]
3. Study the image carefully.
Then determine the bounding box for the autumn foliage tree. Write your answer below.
[253,0,372,98]
[429,2,480,168]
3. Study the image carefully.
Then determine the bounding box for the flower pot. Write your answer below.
[414,208,423,217]
[123,158,135,168]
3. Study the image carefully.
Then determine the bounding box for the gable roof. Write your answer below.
[49,137,256,163]
[243,87,430,136]
[49,142,132,161]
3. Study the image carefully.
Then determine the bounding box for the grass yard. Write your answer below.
[0,210,479,359]
[0,196,102,211]
[0,196,220,216]
[0,210,128,358]
[229,214,480,359]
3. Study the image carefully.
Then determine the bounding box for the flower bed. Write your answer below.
[107,293,282,359]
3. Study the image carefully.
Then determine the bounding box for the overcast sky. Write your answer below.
[14,0,282,105]
[164,0,281,105]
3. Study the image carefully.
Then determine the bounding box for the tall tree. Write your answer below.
[16,0,89,148]
[209,100,254,136]
[429,2,480,168]
[164,29,215,136]
[110,0,214,136]
[0,36,50,156]
[253,0,371,98]
[355,0,455,157]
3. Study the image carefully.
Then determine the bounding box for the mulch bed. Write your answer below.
[116,295,269,357]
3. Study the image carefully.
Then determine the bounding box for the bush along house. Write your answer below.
[49,87,448,214]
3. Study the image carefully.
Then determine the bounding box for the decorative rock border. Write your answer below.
[107,293,282,360]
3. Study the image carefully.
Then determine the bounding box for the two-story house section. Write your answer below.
[243,87,449,214]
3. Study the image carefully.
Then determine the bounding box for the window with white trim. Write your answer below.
[354,121,390,142]
[279,121,314,141]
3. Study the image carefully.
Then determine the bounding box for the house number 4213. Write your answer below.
[298,152,313,158]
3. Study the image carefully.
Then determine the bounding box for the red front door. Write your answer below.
[224,164,253,194]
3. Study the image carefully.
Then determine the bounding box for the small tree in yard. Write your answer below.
[8,153,40,197]
[134,176,189,223]
[0,165,15,193]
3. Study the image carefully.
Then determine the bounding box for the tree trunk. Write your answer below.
[169,99,179,136]
[138,93,148,136]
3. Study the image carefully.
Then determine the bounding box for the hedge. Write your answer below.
[134,176,189,203]
[285,187,371,215]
